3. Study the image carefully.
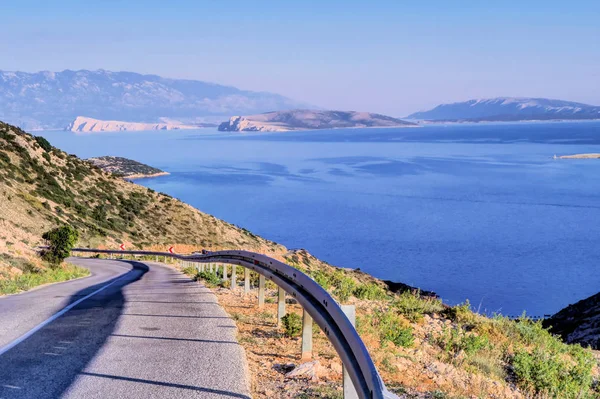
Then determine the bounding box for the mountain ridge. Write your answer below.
[0,69,309,130]
[407,97,600,122]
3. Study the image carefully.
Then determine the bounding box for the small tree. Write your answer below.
[281,313,302,337]
[34,136,52,152]
[42,225,79,267]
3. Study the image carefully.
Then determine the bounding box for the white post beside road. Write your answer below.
[341,305,359,399]
[277,287,286,326]
[244,268,250,293]
[231,265,237,290]
[258,275,265,308]
[301,309,313,360]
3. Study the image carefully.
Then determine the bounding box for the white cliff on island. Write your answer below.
[66,116,202,132]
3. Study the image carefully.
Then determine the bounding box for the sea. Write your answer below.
[36,121,600,317]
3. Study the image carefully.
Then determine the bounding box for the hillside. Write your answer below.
[407,97,600,122]
[0,120,597,398]
[86,156,169,179]
[0,120,285,269]
[218,110,417,132]
[0,70,308,130]
[544,292,600,349]
[67,116,214,132]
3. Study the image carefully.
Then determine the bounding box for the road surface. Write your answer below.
[0,258,250,398]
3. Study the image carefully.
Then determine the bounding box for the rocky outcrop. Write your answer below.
[544,292,600,348]
[218,110,417,132]
[86,156,169,179]
[66,116,199,132]
[559,153,600,159]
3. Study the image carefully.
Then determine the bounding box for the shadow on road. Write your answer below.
[0,261,145,399]
[0,259,250,399]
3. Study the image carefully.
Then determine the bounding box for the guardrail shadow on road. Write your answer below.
[0,259,252,399]
[0,261,146,399]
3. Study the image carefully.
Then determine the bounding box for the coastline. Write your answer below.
[127,171,170,180]
[558,153,600,159]
[221,124,421,133]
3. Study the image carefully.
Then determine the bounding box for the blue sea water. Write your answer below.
[36,121,600,316]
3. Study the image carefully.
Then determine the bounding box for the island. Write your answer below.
[407,97,600,122]
[218,109,417,132]
[67,116,215,133]
[558,153,600,159]
[86,156,169,179]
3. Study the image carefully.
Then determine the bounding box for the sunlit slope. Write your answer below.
[0,120,284,264]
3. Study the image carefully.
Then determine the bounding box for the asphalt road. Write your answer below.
[0,258,251,399]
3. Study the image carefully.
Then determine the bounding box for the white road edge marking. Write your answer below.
[0,275,127,357]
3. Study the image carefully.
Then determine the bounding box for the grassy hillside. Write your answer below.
[0,121,283,257]
[0,120,284,289]
[1,120,597,398]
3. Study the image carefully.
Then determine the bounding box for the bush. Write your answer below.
[41,225,79,266]
[331,270,356,302]
[354,283,389,300]
[198,271,222,287]
[436,325,489,358]
[378,311,414,348]
[393,290,444,322]
[281,313,302,337]
[310,269,332,289]
[34,136,52,152]
[512,345,594,398]
[443,300,476,325]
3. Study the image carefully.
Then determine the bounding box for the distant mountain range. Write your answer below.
[0,70,308,130]
[407,97,600,122]
[218,110,416,132]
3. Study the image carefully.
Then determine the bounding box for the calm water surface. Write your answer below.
[37,121,600,316]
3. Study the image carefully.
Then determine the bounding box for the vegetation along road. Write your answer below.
[0,258,250,399]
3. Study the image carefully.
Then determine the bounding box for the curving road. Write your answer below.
[0,258,250,399]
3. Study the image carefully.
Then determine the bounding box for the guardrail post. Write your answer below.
[277,287,286,326]
[258,275,265,308]
[244,268,250,294]
[222,264,227,280]
[341,305,359,399]
[231,265,237,290]
[301,309,313,360]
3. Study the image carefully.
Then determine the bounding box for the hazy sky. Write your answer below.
[2,0,599,116]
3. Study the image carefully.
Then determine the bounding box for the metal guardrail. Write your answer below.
[69,247,399,399]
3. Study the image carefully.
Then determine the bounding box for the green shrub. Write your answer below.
[378,311,414,348]
[310,269,332,289]
[41,225,79,267]
[331,270,356,302]
[34,136,52,152]
[443,300,476,325]
[198,271,222,287]
[354,283,389,300]
[281,312,302,337]
[393,290,444,322]
[512,345,594,398]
